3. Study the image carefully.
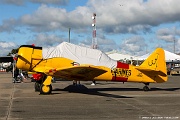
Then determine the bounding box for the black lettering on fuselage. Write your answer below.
[112,68,131,78]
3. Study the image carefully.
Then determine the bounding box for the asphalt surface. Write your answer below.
[0,72,180,120]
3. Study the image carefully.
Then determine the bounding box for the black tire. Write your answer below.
[34,82,41,92]
[143,86,150,91]
[40,84,52,94]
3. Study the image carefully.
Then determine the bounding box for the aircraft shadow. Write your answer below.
[150,87,180,91]
[52,85,180,97]
[91,87,180,92]
[53,85,133,98]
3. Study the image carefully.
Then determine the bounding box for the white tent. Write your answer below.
[107,52,139,61]
[139,50,180,62]
[164,50,180,62]
[138,53,150,60]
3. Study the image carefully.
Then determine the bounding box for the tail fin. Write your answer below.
[137,48,167,83]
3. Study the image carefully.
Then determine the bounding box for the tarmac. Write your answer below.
[0,72,180,120]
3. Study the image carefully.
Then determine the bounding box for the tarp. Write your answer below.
[139,50,180,62]
[42,42,117,68]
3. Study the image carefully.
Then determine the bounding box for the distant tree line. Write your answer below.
[7,48,19,56]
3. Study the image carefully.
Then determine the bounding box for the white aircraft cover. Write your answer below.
[42,42,117,68]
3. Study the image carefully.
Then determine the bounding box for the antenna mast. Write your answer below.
[92,13,97,49]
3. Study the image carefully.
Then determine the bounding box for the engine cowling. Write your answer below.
[16,45,42,71]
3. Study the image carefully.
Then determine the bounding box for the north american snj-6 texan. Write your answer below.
[15,42,167,94]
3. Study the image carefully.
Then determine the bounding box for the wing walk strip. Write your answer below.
[6,83,15,120]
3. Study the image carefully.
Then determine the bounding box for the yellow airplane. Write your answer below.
[16,43,167,94]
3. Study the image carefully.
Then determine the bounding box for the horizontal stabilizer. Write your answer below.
[136,67,167,77]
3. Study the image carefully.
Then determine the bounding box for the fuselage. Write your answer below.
[16,45,167,84]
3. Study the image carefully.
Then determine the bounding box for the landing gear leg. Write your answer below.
[143,83,150,91]
[40,76,53,94]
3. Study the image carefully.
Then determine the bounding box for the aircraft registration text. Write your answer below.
[112,68,131,78]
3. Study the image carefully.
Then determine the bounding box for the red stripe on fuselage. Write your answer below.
[112,76,128,82]
[112,61,129,82]
[116,61,129,69]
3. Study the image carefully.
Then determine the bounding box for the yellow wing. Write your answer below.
[46,65,107,81]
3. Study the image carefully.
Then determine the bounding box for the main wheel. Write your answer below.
[143,85,150,91]
[40,84,52,94]
[34,82,41,92]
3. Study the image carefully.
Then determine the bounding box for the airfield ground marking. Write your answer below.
[112,96,159,117]
[5,82,15,120]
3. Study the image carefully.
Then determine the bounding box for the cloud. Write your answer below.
[80,34,118,52]
[26,33,117,53]
[119,36,147,55]
[19,4,92,32]
[95,34,118,52]
[0,41,17,56]
[0,41,16,48]
[156,27,180,42]
[2,0,180,34]
[157,35,175,42]
[0,18,20,33]
[88,0,180,33]
[0,0,24,6]
[20,5,70,32]
[30,0,69,5]
[1,0,180,55]
[156,27,180,53]
[0,0,69,6]
[26,33,65,47]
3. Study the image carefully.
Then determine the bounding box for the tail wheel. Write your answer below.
[143,83,150,91]
[143,85,150,91]
[40,84,52,94]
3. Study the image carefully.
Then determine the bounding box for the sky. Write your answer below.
[1,0,180,57]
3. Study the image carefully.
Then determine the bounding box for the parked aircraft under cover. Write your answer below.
[16,42,167,94]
